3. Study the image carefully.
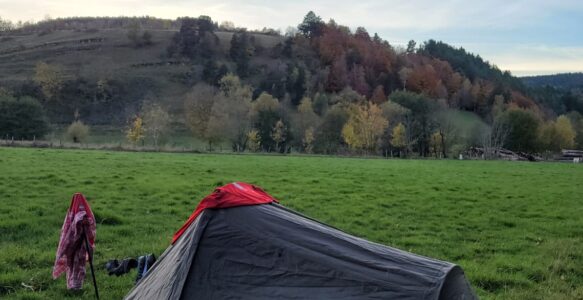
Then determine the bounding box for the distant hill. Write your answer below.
[521,73,583,90]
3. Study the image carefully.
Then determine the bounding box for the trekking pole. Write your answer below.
[83,228,100,300]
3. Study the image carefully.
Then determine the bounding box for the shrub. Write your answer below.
[0,95,49,140]
[66,121,90,143]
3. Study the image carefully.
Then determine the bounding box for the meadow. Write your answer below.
[0,147,582,299]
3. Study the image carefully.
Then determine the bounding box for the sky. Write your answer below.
[1,0,582,76]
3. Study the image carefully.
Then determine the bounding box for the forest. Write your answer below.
[1,12,582,157]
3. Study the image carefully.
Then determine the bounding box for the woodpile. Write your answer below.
[556,150,583,163]
[465,147,541,161]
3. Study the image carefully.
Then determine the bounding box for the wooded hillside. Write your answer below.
[1,13,582,156]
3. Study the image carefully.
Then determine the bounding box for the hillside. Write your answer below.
[1,14,582,155]
[521,73,583,89]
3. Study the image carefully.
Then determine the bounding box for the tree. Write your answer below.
[389,91,435,156]
[184,83,219,150]
[207,74,253,152]
[342,102,388,152]
[169,16,218,59]
[66,121,90,143]
[314,105,348,154]
[230,31,254,77]
[0,95,49,140]
[429,131,443,158]
[370,85,387,104]
[247,129,261,152]
[34,62,63,101]
[326,54,348,92]
[298,11,324,38]
[142,103,171,147]
[251,92,281,152]
[406,40,417,53]
[303,127,316,153]
[271,119,287,153]
[398,67,412,90]
[501,109,540,153]
[555,115,576,150]
[126,116,145,145]
[292,97,320,150]
[391,123,408,157]
[480,116,510,159]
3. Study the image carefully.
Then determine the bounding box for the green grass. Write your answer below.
[0,147,582,299]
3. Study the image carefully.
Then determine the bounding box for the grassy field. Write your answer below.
[0,147,582,299]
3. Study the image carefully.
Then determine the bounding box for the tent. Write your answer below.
[125,182,476,299]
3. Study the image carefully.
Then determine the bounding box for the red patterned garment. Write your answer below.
[52,193,96,289]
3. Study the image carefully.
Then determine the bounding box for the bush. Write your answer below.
[66,121,90,143]
[0,95,49,140]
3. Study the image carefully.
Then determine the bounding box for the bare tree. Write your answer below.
[481,118,510,159]
[142,103,171,148]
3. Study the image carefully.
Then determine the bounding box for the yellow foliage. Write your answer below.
[126,116,145,144]
[247,129,261,152]
[391,123,407,149]
[342,102,388,151]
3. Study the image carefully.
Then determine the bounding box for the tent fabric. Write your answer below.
[53,193,96,289]
[172,182,276,243]
[126,183,476,300]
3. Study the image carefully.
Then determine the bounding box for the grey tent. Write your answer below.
[125,182,476,299]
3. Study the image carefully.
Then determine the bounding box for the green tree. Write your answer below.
[313,105,348,154]
[298,11,324,38]
[501,109,540,153]
[0,95,49,140]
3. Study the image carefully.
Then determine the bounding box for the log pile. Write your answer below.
[465,147,541,161]
[556,150,583,163]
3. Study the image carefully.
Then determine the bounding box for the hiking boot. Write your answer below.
[110,258,137,276]
[135,255,146,283]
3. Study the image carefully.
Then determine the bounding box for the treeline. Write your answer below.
[1,12,583,157]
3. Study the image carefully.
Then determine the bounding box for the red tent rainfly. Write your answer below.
[53,193,96,289]
[172,182,276,244]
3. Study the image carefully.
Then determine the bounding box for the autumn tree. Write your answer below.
[271,119,287,153]
[370,85,387,105]
[429,131,443,158]
[303,127,316,153]
[34,62,64,101]
[391,123,408,157]
[247,129,261,152]
[541,115,576,151]
[126,116,145,145]
[67,121,90,143]
[342,102,388,153]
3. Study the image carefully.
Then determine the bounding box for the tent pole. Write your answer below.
[83,229,99,300]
